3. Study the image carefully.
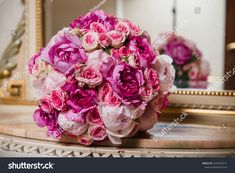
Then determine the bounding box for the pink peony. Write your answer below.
[58,110,88,136]
[101,59,144,104]
[67,88,97,113]
[28,49,43,75]
[34,71,66,96]
[88,125,107,141]
[51,89,68,111]
[41,29,87,73]
[164,36,192,65]
[86,49,110,69]
[153,55,175,93]
[128,36,155,68]
[33,109,62,138]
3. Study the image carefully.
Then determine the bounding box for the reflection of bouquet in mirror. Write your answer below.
[154,33,210,88]
[28,10,175,146]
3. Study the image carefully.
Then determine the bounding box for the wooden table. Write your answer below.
[0,107,235,157]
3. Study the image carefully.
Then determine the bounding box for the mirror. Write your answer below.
[41,0,235,92]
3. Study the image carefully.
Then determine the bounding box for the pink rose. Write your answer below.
[90,22,107,34]
[153,55,176,93]
[51,89,68,111]
[82,31,99,51]
[86,49,110,69]
[107,30,125,48]
[78,135,93,146]
[58,110,88,136]
[98,33,111,48]
[88,125,107,141]
[125,20,143,36]
[75,64,103,88]
[144,68,160,93]
[115,22,130,36]
[39,96,53,113]
[140,85,153,101]
[98,82,121,106]
[86,108,103,125]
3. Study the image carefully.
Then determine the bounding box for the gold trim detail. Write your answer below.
[174,90,235,97]
[35,0,43,52]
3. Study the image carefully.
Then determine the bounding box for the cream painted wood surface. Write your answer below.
[0,108,235,150]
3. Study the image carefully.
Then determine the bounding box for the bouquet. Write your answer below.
[155,33,209,88]
[28,10,175,145]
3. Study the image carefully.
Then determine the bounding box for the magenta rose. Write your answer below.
[75,64,103,88]
[88,125,107,141]
[33,109,49,127]
[51,89,68,111]
[98,82,121,106]
[128,36,155,68]
[67,88,97,113]
[144,68,160,93]
[39,96,53,113]
[101,59,144,104]
[86,108,103,125]
[70,10,118,31]
[164,37,192,65]
[41,29,87,73]
[33,109,62,138]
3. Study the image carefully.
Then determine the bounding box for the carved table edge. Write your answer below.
[0,134,235,158]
